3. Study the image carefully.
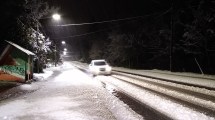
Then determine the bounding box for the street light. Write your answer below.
[62,41,66,45]
[52,13,61,21]
[36,13,61,68]
[51,13,61,66]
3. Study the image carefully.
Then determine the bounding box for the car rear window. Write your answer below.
[94,61,106,65]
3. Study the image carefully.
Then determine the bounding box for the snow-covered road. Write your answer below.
[97,75,215,120]
[0,62,142,120]
[72,61,215,120]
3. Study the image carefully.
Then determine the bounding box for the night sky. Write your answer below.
[51,0,170,22]
[44,0,171,38]
[43,0,172,52]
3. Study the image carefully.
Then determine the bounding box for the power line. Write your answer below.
[53,6,172,27]
[155,7,172,19]
[55,15,152,27]
[51,18,140,40]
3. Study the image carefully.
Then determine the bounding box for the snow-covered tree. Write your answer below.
[0,0,58,72]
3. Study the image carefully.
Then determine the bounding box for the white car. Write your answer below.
[89,59,112,76]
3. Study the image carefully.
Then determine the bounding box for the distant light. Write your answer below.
[52,13,61,20]
[39,40,43,43]
[64,48,67,51]
[62,41,65,44]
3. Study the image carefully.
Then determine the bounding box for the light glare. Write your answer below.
[52,14,61,20]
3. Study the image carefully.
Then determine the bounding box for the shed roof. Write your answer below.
[6,41,35,55]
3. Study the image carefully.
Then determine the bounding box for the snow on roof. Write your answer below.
[6,41,35,56]
[91,59,106,62]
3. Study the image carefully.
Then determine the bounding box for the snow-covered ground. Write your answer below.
[1,61,215,120]
[0,62,143,120]
[113,67,215,89]
[71,61,215,120]
[97,75,215,120]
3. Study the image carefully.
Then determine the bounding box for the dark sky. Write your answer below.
[50,0,171,22]
[43,0,172,52]
[45,0,171,36]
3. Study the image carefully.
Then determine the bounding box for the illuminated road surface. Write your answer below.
[0,62,142,120]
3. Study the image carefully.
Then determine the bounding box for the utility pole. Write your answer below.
[52,13,61,67]
[55,44,57,67]
[36,23,40,73]
[170,0,174,72]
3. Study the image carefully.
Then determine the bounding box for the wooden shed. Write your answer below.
[0,41,35,82]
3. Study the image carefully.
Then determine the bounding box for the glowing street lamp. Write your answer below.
[62,41,65,45]
[64,48,67,51]
[52,13,61,21]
